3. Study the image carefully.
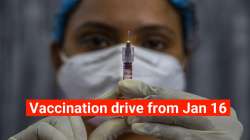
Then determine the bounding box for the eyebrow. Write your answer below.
[136,25,176,38]
[75,21,119,34]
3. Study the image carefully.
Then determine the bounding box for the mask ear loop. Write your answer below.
[59,51,70,63]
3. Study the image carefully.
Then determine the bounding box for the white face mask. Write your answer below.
[58,44,186,99]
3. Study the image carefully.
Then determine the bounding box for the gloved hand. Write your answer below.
[7,88,120,140]
[8,116,87,140]
[118,80,243,140]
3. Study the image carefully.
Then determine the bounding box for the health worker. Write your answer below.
[9,0,243,140]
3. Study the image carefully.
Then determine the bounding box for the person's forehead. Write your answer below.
[68,0,181,33]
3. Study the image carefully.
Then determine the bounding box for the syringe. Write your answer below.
[122,31,134,80]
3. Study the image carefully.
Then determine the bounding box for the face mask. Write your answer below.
[58,44,186,99]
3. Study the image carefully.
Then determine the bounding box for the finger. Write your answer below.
[41,116,87,140]
[131,123,191,140]
[84,87,120,122]
[8,125,38,140]
[96,86,120,99]
[89,118,129,140]
[127,116,214,130]
[9,122,67,140]
[132,123,233,140]
[119,80,206,99]
[120,81,214,130]
[36,122,68,140]
[68,116,87,140]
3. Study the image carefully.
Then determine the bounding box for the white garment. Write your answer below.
[58,44,186,99]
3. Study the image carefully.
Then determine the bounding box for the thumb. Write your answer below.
[118,80,205,99]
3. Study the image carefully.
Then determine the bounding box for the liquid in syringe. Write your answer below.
[122,31,134,80]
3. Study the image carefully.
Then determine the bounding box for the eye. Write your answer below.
[141,37,169,51]
[78,33,115,50]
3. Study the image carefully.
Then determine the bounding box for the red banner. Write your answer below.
[26,99,230,116]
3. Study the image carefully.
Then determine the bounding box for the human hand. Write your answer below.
[119,80,243,140]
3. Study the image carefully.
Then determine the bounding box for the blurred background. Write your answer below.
[0,0,249,139]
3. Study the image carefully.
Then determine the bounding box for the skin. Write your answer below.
[51,0,187,139]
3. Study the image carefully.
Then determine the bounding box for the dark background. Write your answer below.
[0,0,249,139]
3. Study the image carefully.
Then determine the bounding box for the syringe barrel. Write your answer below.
[122,42,134,80]
[122,46,134,63]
